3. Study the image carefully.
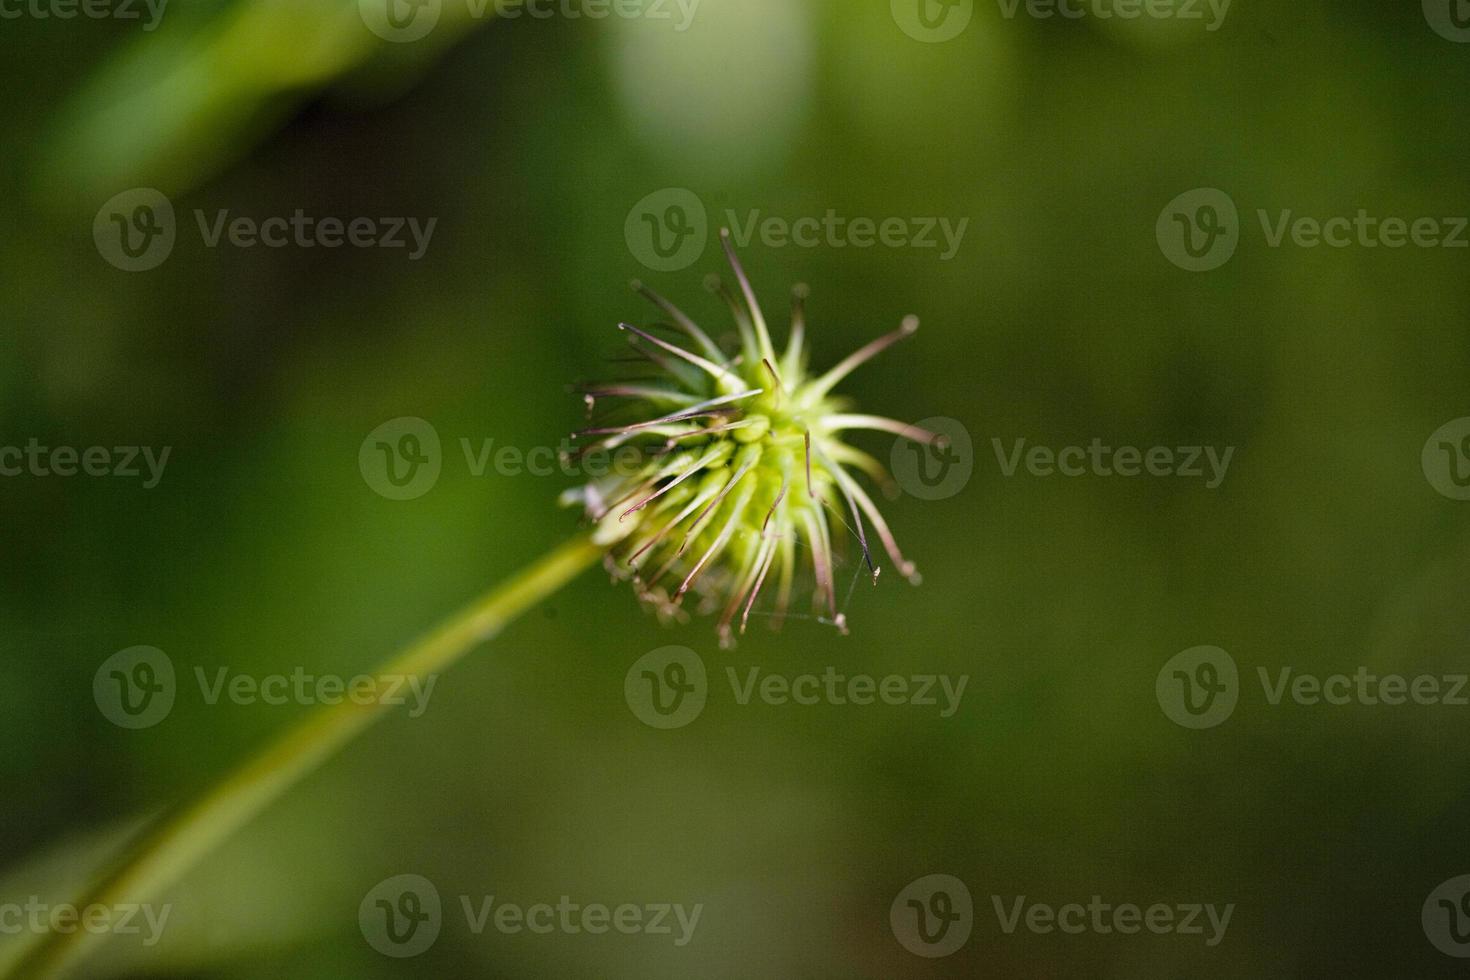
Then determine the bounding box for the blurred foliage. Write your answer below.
[3,0,1470,976]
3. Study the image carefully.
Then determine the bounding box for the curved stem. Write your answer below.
[8,532,603,980]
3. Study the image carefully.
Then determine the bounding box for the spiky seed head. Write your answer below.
[562,229,935,648]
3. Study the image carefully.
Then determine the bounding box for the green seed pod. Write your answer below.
[563,230,935,648]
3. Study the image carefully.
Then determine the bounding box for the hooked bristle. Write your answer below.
[564,241,927,643]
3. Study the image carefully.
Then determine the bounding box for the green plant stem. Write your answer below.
[9,532,603,980]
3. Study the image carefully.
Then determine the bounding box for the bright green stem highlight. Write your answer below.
[9,532,603,980]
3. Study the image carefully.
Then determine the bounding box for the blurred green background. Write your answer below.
[3,0,1469,976]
